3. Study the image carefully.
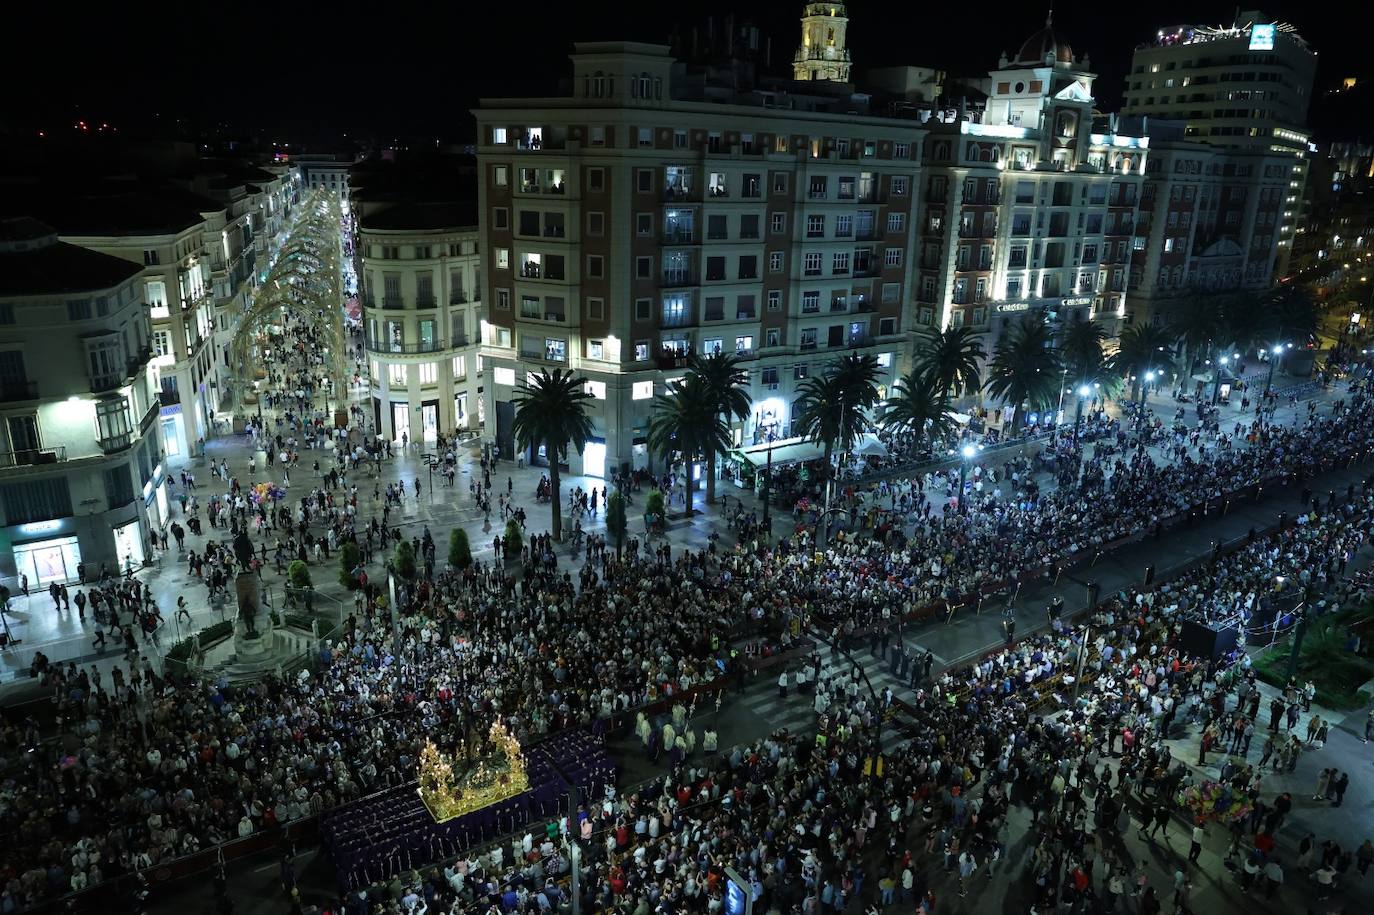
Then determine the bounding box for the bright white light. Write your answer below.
[1272,345,1284,355]
[1077,385,1091,397]
[1145,371,1156,381]
[961,444,977,459]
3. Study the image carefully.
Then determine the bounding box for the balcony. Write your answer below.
[848,333,873,349]
[655,353,692,370]
[158,389,181,406]
[663,185,698,203]
[98,430,134,454]
[662,228,699,245]
[0,380,38,402]
[662,269,698,287]
[365,337,447,355]
[382,296,405,309]
[415,295,436,309]
[449,293,469,305]
[0,445,66,469]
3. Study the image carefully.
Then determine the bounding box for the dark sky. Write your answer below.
[5,1,1368,144]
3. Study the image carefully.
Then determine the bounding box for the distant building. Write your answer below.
[355,201,485,442]
[0,218,163,583]
[916,16,1147,345]
[1120,11,1317,275]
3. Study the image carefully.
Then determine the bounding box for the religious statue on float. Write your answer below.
[418,721,529,822]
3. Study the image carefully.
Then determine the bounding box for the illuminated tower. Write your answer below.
[793,3,852,82]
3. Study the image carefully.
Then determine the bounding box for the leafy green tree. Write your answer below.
[645,489,666,520]
[687,351,753,506]
[606,490,628,558]
[1109,322,1177,399]
[984,315,1062,431]
[393,540,417,580]
[915,326,985,398]
[338,541,362,589]
[511,368,594,541]
[503,519,523,559]
[880,371,954,453]
[287,560,312,589]
[648,374,730,516]
[448,528,472,570]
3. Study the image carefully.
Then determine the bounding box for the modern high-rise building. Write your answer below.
[1120,12,1317,275]
[473,26,924,478]
[916,17,1147,342]
[0,218,164,584]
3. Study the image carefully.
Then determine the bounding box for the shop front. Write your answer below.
[9,519,83,587]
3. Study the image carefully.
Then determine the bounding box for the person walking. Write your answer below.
[1188,821,1205,864]
[1313,767,1332,801]
[1331,771,1350,807]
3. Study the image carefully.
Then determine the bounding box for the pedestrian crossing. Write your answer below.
[729,630,933,754]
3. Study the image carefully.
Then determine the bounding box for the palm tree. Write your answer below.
[1110,322,1177,399]
[915,326,985,399]
[794,357,881,544]
[1169,293,1223,379]
[984,316,1062,431]
[647,374,729,517]
[880,372,954,453]
[1059,316,1122,400]
[511,368,594,541]
[687,351,752,506]
[1264,284,1320,347]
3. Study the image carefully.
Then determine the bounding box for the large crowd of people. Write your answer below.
[4,312,1374,915]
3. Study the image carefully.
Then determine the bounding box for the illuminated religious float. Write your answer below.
[418,721,530,822]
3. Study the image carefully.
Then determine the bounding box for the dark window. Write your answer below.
[0,477,73,524]
[103,464,134,507]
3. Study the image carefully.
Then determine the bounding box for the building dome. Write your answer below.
[1013,16,1074,65]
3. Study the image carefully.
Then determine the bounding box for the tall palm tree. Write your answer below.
[648,374,730,517]
[687,351,752,506]
[915,326,985,399]
[880,372,954,453]
[1169,293,1223,379]
[1264,284,1320,347]
[1059,316,1122,399]
[1109,322,1177,400]
[511,368,594,541]
[794,357,881,544]
[984,316,1062,431]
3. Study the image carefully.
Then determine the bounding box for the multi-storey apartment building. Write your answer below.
[0,218,165,585]
[473,34,924,478]
[1128,132,1292,325]
[915,20,1147,342]
[356,202,485,442]
[296,155,355,199]
[1120,12,1316,275]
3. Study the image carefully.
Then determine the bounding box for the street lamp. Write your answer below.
[761,425,778,535]
[1263,343,1287,404]
[958,443,979,514]
[1136,370,1156,434]
[1211,354,1231,405]
[1073,384,1093,444]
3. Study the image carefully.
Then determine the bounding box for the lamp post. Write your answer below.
[1263,344,1285,396]
[1136,370,1156,434]
[1211,354,1231,405]
[958,443,979,514]
[1073,384,1093,445]
[761,426,777,535]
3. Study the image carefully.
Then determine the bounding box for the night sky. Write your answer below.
[5,1,1368,144]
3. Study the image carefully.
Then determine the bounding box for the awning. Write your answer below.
[735,437,828,468]
[947,411,973,425]
[854,434,888,458]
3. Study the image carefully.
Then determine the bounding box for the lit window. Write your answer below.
[585,379,606,399]
[632,380,654,400]
[492,127,508,144]
[418,362,437,385]
[451,355,466,377]
[494,366,516,386]
[388,364,408,386]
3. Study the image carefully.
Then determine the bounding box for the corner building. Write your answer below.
[0,219,164,584]
[474,39,923,477]
[916,20,1146,344]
